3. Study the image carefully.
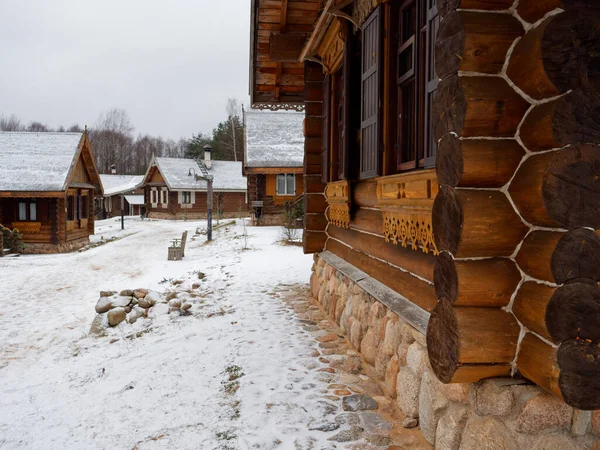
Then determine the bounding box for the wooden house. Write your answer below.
[141,152,247,220]
[243,109,305,225]
[250,0,600,439]
[0,131,102,253]
[98,174,144,219]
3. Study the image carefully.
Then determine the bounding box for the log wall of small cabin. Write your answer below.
[426,0,600,409]
[145,189,247,218]
[0,197,58,245]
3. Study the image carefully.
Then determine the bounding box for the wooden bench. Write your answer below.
[168,231,188,261]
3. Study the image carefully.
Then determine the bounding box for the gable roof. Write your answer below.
[144,157,247,191]
[100,174,144,196]
[0,131,102,193]
[244,110,305,168]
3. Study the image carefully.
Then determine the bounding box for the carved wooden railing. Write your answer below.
[325,180,351,229]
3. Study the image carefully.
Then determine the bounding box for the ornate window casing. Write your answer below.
[317,19,345,74]
[325,180,351,229]
[376,169,439,255]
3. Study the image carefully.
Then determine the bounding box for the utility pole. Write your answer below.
[120,194,124,230]
[207,176,213,242]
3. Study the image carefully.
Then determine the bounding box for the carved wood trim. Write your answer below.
[325,179,351,228]
[11,221,42,234]
[318,19,345,73]
[376,170,440,255]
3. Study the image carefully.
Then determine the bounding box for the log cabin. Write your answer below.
[141,152,247,220]
[97,174,144,219]
[0,131,102,253]
[250,0,600,442]
[243,109,305,225]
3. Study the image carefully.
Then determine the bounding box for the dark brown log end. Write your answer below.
[553,89,600,148]
[436,134,463,188]
[432,185,463,255]
[546,281,600,343]
[435,11,523,79]
[434,251,458,303]
[432,75,466,142]
[551,228,600,284]
[542,9,600,95]
[542,144,600,229]
[426,297,459,383]
[459,139,525,188]
[557,339,600,410]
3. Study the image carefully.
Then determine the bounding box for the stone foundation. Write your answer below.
[252,213,285,226]
[148,212,246,220]
[23,237,90,254]
[310,252,599,449]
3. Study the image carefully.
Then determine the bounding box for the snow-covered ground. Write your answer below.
[0,218,354,449]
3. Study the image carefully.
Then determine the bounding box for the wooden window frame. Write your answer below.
[276,173,296,196]
[17,199,38,222]
[386,0,439,175]
[181,191,192,205]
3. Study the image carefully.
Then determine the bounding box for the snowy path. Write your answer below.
[0,218,366,449]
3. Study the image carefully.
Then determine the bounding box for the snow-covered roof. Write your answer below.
[152,157,246,191]
[244,110,304,168]
[124,194,144,205]
[100,174,144,196]
[0,132,83,192]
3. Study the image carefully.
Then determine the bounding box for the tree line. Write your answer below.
[0,98,244,175]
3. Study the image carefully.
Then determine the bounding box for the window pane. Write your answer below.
[30,202,37,221]
[19,203,27,221]
[286,174,295,195]
[277,175,286,195]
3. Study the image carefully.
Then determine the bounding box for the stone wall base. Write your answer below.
[148,212,246,220]
[310,253,599,449]
[23,237,90,254]
[252,213,285,226]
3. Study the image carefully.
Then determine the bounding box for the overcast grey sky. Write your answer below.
[0,0,251,140]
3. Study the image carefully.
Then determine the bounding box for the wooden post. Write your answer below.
[207,177,213,242]
[121,194,124,230]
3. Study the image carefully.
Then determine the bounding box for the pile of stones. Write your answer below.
[89,289,192,336]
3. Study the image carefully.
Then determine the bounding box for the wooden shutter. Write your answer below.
[322,75,331,183]
[339,22,351,180]
[360,6,383,179]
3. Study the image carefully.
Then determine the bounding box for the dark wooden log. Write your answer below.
[517,0,599,24]
[348,207,383,236]
[508,151,560,228]
[436,0,514,18]
[304,193,327,214]
[512,281,555,342]
[326,237,438,312]
[517,333,563,400]
[435,11,523,78]
[269,33,307,62]
[433,186,529,257]
[427,297,520,383]
[351,180,378,208]
[436,135,525,188]
[304,174,326,194]
[327,224,435,282]
[507,10,600,100]
[546,280,600,342]
[303,230,327,254]
[557,339,600,410]
[551,228,600,284]
[435,252,521,307]
[519,89,600,152]
[543,144,600,229]
[432,75,530,141]
[305,213,328,231]
[515,231,562,283]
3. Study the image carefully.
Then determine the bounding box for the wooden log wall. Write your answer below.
[429,0,600,409]
[303,62,328,254]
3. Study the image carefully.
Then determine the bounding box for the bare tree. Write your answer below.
[0,115,23,131]
[226,98,240,161]
[90,108,135,174]
[67,124,82,132]
[27,121,51,132]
